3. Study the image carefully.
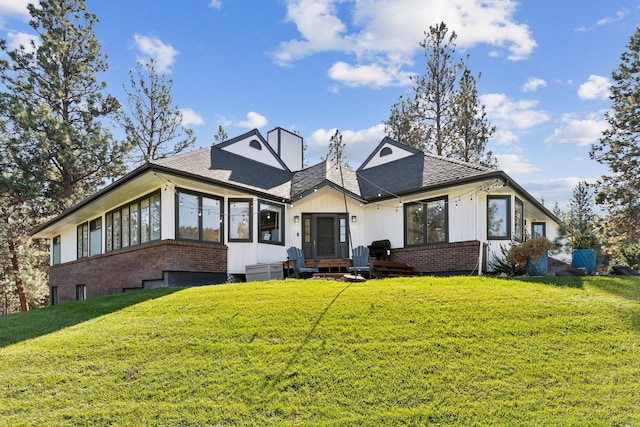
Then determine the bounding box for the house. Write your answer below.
[31,127,559,304]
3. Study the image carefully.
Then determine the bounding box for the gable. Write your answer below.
[217,129,289,171]
[358,137,420,171]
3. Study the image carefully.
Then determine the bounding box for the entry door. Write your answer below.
[302,213,349,260]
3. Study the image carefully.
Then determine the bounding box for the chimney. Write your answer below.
[267,127,303,171]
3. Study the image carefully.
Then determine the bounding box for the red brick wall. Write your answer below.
[391,240,487,274]
[49,240,227,304]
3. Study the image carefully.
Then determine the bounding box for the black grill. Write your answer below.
[368,239,391,260]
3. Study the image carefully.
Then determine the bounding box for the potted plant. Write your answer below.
[507,236,555,276]
[558,182,599,275]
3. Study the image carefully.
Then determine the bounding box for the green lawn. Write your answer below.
[1,276,640,426]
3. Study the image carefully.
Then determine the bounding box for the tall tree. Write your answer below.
[119,59,195,164]
[0,0,127,311]
[385,22,462,156]
[590,27,640,242]
[384,22,495,165]
[451,68,496,167]
[213,124,228,144]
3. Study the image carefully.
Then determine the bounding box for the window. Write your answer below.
[51,286,59,305]
[404,197,448,246]
[380,147,393,157]
[76,285,86,301]
[52,235,61,265]
[106,192,161,252]
[249,139,262,150]
[89,218,102,256]
[258,200,284,245]
[229,199,252,241]
[77,222,89,259]
[532,222,546,238]
[487,196,510,239]
[176,189,223,243]
[514,198,524,242]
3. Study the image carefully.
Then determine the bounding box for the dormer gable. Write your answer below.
[216,129,290,171]
[357,137,420,171]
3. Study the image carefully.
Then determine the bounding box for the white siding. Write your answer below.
[221,136,285,169]
[267,128,303,171]
[360,142,414,170]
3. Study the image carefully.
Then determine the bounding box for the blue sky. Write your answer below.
[0,0,637,210]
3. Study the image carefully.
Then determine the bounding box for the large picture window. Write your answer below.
[229,199,252,242]
[405,197,448,246]
[106,191,161,252]
[258,200,284,245]
[487,196,510,239]
[176,189,223,243]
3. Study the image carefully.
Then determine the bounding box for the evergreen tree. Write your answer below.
[213,125,228,144]
[590,27,640,242]
[0,0,126,312]
[119,59,195,164]
[451,68,496,167]
[384,22,495,166]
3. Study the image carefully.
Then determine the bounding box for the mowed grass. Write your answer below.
[1,276,640,426]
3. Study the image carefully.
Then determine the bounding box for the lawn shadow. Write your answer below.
[0,287,181,348]
[501,275,586,289]
[585,276,640,302]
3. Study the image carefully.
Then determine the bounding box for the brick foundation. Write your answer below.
[391,240,487,275]
[49,240,227,304]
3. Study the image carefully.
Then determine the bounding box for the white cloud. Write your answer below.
[273,0,536,88]
[544,113,608,146]
[494,153,540,175]
[523,77,547,92]
[522,176,597,211]
[180,108,204,126]
[578,75,611,100]
[327,62,413,88]
[0,0,30,29]
[481,93,550,144]
[209,0,222,10]
[6,31,39,53]
[235,112,268,129]
[307,124,386,165]
[596,9,628,27]
[133,34,179,74]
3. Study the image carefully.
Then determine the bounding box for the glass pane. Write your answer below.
[202,197,221,242]
[150,194,161,241]
[130,203,139,246]
[406,204,425,245]
[339,218,347,243]
[488,198,508,238]
[52,236,61,265]
[304,218,311,243]
[259,202,282,243]
[178,193,199,240]
[106,213,113,252]
[140,198,150,243]
[113,210,121,249]
[514,199,524,241]
[89,218,102,256]
[122,206,130,247]
[229,200,251,240]
[426,199,446,243]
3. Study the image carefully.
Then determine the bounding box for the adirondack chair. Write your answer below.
[286,247,319,278]
[347,245,373,279]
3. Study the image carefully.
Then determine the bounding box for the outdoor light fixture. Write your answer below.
[294,215,300,223]
[351,215,357,223]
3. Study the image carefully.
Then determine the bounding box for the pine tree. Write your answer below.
[451,68,496,167]
[384,22,495,166]
[213,125,228,144]
[590,27,640,242]
[119,59,195,164]
[0,0,127,312]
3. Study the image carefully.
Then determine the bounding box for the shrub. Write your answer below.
[488,244,525,276]
[507,236,555,266]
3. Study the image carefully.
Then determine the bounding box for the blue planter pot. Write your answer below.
[572,248,596,275]
[526,252,549,276]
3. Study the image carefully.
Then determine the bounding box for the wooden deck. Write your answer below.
[297,258,418,279]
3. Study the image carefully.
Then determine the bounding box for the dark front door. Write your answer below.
[302,213,349,260]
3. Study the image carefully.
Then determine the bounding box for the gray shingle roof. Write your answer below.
[291,161,362,200]
[357,151,496,199]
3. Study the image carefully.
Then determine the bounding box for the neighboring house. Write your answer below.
[32,127,559,304]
